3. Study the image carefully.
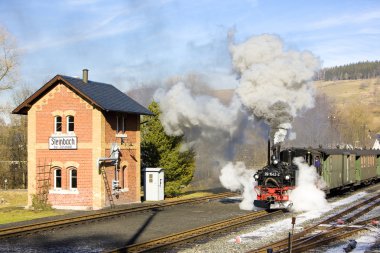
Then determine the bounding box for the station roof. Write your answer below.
[12,74,153,116]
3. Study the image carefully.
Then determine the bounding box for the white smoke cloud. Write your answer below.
[290,157,329,212]
[153,33,322,211]
[219,162,257,210]
[154,82,239,136]
[274,122,292,144]
[230,34,321,143]
[154,81,248,160]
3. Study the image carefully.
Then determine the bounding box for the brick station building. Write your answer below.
[13,70,152,210]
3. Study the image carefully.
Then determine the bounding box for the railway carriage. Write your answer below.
[355,150,379,184]
[253,146,380,210]
[318,149,356,192]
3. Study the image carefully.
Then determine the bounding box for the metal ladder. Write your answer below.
[100,165,115,209]
[36,161,52,204]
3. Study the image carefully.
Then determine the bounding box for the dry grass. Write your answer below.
[315,78,380,133]
[0,190,72,225]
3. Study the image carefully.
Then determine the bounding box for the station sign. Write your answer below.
[49,136,77,150]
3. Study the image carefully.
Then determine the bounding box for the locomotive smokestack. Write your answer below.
[267,139,271,165]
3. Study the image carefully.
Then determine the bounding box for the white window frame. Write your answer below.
[55,116,62,133]
[69,168,78,190]
[54,168,62,189]
[67,115,75,133]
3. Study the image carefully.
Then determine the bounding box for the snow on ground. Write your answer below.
[325,228,380,253]
[227,189,380,252]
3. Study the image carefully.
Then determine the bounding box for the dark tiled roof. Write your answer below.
[13,75,153,115]
[60,75,152,115]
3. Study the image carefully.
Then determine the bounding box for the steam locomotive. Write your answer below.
[253,143,380,210]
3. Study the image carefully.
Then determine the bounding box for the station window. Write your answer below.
[70,169,77,190]
[54,169,62,189]
[55,116,62,133]
[122,166,127,189]
[116,115,127,135]
[67,116,74,132]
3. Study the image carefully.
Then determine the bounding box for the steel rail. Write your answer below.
[247,193,380,253]
[0,191,237,239]
[107,210,282,253]
[288,214,380,253]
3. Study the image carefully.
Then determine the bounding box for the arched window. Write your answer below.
[67,116,74,133]
[122,165,127,189]
[55,116,62,133]
[54,168,62,189]
[69,168,77,190]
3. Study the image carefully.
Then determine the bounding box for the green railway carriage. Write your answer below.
[318,149,356,191]
[280,147,380,193]
[355,150,379,183]
[377,153,380,177]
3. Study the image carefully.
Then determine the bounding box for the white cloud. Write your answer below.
[310,10,380,29]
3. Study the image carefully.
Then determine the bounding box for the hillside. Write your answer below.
[314,78,380,133]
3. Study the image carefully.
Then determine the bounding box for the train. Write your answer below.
[253,144,380,209]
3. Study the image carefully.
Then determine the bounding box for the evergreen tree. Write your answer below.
[317,60,380,81]
[141,101,195,197]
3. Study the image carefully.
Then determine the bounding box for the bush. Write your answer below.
[165,181,183,197]
[31,194,52,211]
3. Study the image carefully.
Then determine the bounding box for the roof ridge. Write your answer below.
[59,75,114,87]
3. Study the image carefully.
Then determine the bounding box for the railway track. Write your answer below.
[248,193,380,253]
[107,210,282,253]
[0,191,237,239]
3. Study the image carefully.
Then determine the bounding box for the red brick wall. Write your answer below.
[35,84,94,208]
[35,84,93,143]
[104,113,140,204]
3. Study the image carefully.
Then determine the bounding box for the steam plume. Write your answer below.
[154,81,247,161]
[219,162,257,210]
[289,157,329,211]
[230,34,320,143]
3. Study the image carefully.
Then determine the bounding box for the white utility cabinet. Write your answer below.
[143,168,164,201]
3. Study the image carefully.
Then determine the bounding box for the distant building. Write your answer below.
[372,138,380,149]
[13,70,152,210]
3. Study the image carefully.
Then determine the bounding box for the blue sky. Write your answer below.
[1,0,380,94]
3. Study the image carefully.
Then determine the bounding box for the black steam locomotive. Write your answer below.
[253,144,297,209]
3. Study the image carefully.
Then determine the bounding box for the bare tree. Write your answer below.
[0,25,18,90]
[337,103,370,148]
[286,94,339,148]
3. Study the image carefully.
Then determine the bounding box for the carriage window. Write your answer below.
[55,116,62,133]
[54,169,62,189]
[67,116,74,132]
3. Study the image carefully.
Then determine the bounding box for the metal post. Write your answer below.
[289,216,296,253]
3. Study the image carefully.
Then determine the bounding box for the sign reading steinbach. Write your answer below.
[49,136,77,150]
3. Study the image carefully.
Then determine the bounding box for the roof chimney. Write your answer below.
[82,69,89,83]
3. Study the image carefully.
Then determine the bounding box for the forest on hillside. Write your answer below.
[316,61,380,81]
